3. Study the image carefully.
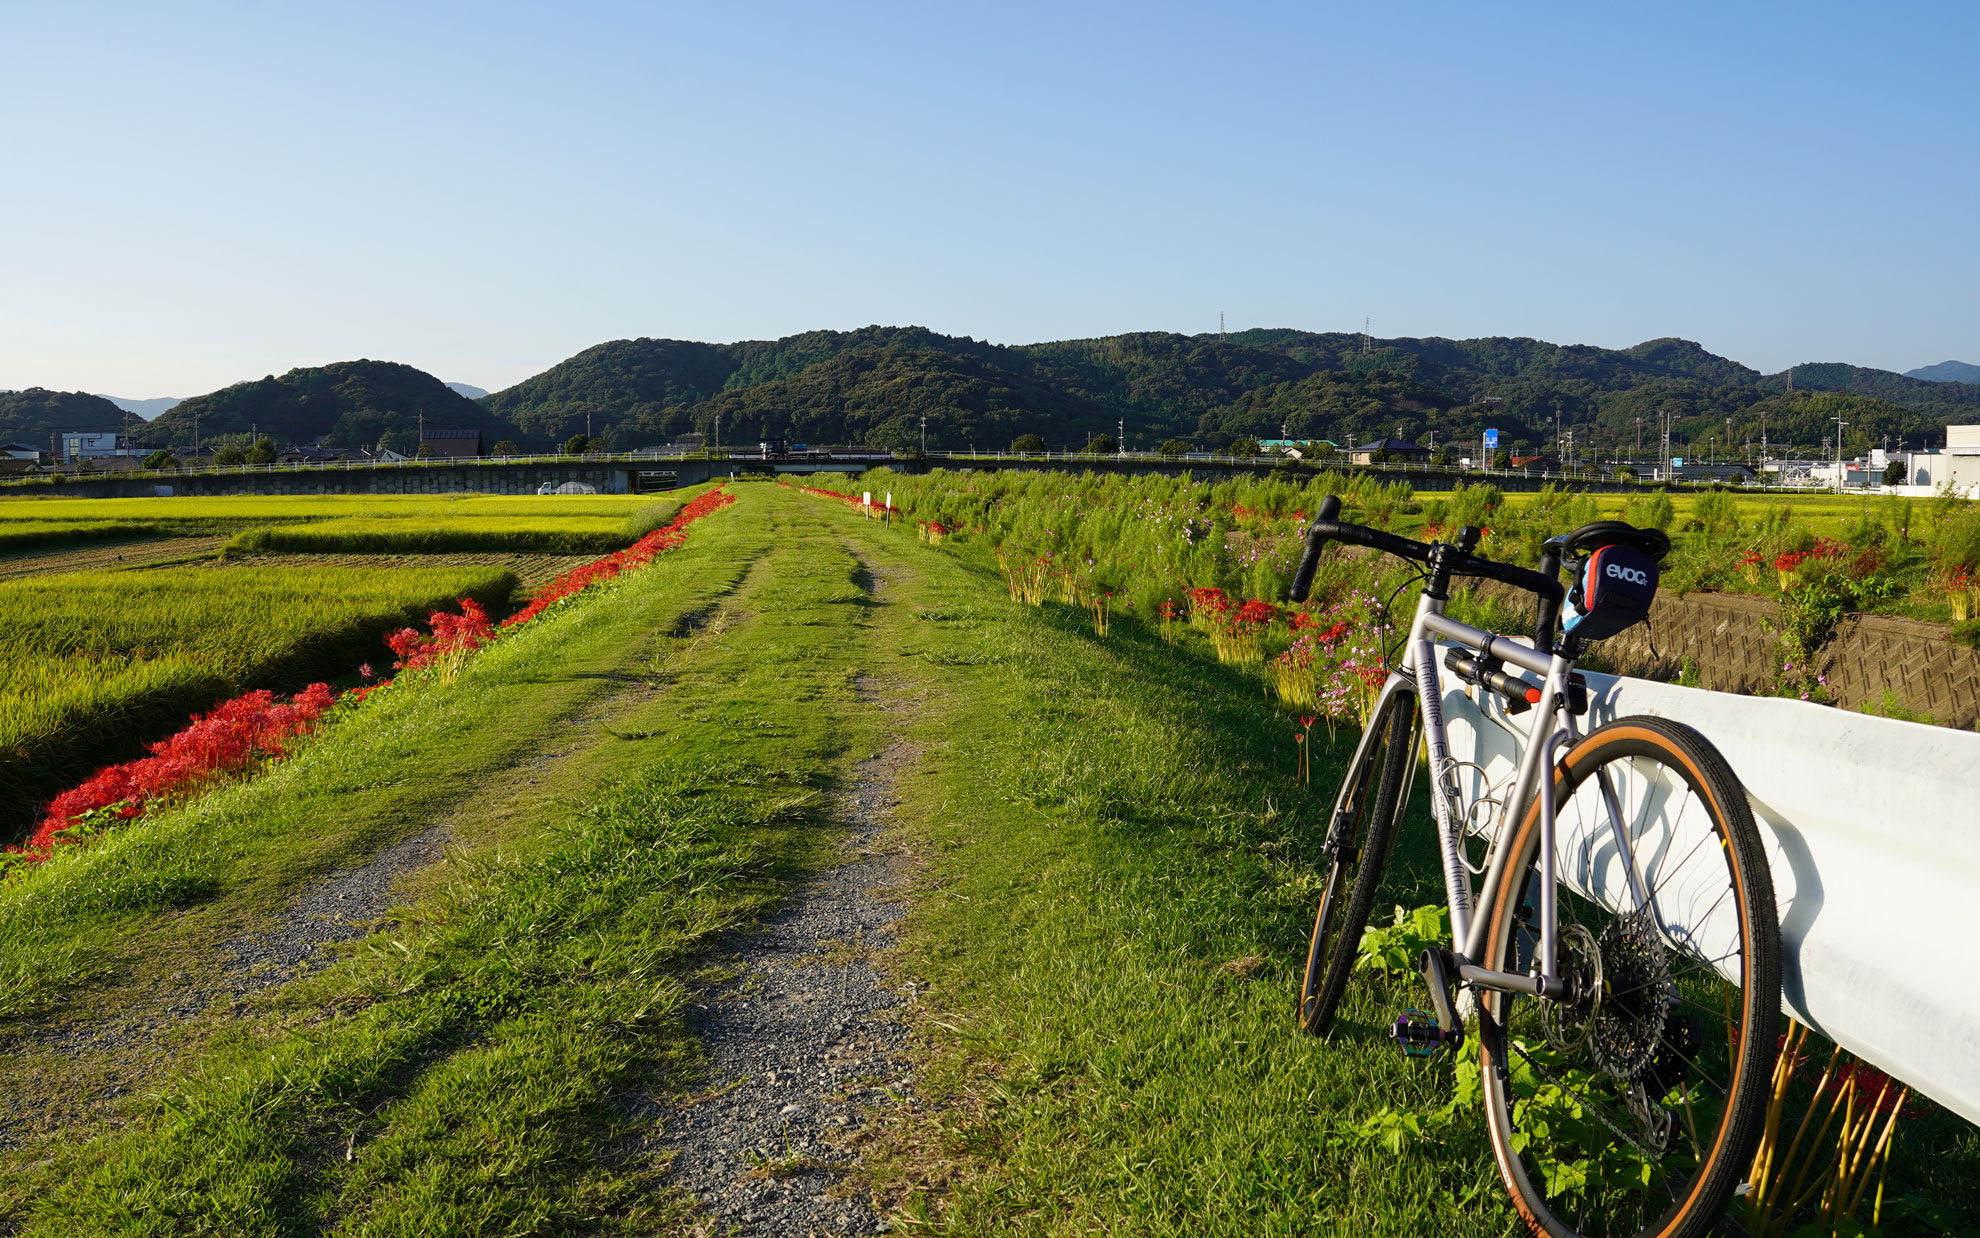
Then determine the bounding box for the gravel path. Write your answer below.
[656,738,918,1237]
[219,821,454,995]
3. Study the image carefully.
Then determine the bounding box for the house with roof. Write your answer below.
[1348,437,1430,465]
[420,429,484,458]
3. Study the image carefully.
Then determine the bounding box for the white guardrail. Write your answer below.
[1442,657,1980,1127]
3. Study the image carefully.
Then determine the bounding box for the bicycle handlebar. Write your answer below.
[1289,495,1565,605]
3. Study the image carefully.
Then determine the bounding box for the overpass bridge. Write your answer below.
[6,449,1689,499]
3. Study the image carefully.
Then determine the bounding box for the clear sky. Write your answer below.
[3,1,1975,398]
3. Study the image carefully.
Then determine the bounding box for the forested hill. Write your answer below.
[481,327,1978,457]
[18,329,1975,457]
[0,390,129,446]
[138,361,503,453]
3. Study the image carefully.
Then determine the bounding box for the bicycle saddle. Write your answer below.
[1543,520,1671,563]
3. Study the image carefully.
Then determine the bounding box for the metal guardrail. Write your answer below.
[1444,658,1980,1126]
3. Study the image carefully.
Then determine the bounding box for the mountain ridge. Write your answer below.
[9,330,1977,457]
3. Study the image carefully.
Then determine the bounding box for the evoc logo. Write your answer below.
[1606,561,1649,585]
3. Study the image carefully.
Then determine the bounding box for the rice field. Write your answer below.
[0,564,520,841]
[0,520,161,551]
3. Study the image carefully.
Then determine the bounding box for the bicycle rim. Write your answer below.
[1297,690,1413,1035]
[1478,717,1780,1238]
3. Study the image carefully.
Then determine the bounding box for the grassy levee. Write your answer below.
[788,505,1511,1236]
[0,483,895,1234]
[817,496,1980,1235]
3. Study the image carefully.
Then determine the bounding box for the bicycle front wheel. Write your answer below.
[1478,715,1780,1238]
[1297,687,1414,1035]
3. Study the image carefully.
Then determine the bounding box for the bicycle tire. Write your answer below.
[1477,715,1781,1238]
[1297,689,1415,1035]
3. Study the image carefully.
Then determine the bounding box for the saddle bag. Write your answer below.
[1561,543,1659,642]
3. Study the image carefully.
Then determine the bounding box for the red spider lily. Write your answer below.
[14,682,339,861]
[1232,599,1279,629]
[1290,611,1318,632]
[1187,586,1231,617]
[1822,1060,1925,1119]
[1773,550,1810,572]
[503,486,737,628]
[387,598,494,673]
[18,485,740,868]
[1159,600,1177,619]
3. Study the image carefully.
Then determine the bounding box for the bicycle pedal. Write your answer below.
[1391,1008,1462,1058]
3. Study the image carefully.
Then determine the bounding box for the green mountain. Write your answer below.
[666,342,1107,450]
[1906,360,1980,384]
[140,361,505,452]
[0,389,129,448]
[29,329,1969,462]
[485,326,1938,456]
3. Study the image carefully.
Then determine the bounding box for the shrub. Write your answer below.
[1011,433,1046,453]
[212,443,246,467]
[1158,438,1190,458]
[142,450,175,471]
[492,439,520,457]
[563,434,591,456]
[1086,434,1118,455]
[1230,437,1261,458]
[1621,490,1676,531]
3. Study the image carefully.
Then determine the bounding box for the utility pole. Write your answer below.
[920,413,927,454]
[1832,412,1849,494]
[714,412,720,450]
[1117,417,1124,457]
[1635,416,1643,464]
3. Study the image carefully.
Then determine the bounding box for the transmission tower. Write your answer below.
[1361,316,1372,356]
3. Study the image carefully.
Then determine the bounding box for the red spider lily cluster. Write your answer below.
[386,598,494,673]
[504,486,738,628]
[13,485,738,869]
[17,683,338,858]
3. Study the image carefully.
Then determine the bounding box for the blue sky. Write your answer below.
[3,1,1974,396]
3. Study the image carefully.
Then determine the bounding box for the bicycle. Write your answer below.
[1288,495,1781,1238]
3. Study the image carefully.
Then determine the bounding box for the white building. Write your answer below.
[60,432,134,460]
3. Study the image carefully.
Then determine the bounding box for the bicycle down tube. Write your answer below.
[1392,595,1589,1000]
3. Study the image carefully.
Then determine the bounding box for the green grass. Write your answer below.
[0,484,886,1234]
[0,564,520,842]
[6,484,1972,1235]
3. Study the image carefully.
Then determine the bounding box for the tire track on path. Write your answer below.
[657,554,919,1237]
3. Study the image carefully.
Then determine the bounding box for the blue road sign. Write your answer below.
[1483,429,1499,451]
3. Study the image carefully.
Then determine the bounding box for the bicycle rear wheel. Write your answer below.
[1297,687,1415,1035]
[1477,715,1780,1238]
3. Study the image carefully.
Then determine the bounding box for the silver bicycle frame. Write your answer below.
[1381,589,1648,999]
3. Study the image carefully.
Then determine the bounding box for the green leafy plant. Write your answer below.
[1357,903,1451,979]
